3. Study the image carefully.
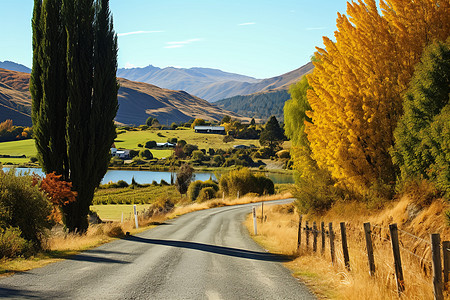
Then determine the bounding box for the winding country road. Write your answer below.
[0,199,315,299]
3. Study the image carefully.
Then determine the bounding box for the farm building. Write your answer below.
[194,126,225,134]
[111,148,130,159]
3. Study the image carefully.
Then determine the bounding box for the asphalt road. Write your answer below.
[0,199,315,300]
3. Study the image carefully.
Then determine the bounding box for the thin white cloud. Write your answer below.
[306,27,327,31]
[124,62,136,69]
[238,22,256,26]
[118,30,164,37]
[164,45,184,49]
[164,38,202,49]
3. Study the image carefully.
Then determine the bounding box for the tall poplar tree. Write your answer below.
[305,0,449,195]
[30,0,118,232]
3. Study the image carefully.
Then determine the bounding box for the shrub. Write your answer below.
[223,135,234,143]
[191,150,205,161]
[197,187,216,202]
[110,157,124,165]
[145,140,157,149]
[137,143,143,148]
[139,149,153,159]
[0,227,33,258]
[187,180,219,201]
[116,180,129,188]
[0,170,52,248]
[183,144,198,157]
[218,168,274,197]
[107,225,125,238]
[175,164,194,195]
[212,155,224,167]
[276,150,290,159]
[29,156,38,163]
[129,149,139,158]
[177,140,187,147]
[167,138,178,144]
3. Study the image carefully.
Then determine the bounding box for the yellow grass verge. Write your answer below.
[245,198,450,299]
[1,191,292,276]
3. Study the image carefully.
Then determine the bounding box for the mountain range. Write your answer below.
[0,68,243,126]
[117,62,314,102]
[0,60,314,125]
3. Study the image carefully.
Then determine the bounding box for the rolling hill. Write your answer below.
[0,68,243,126]
[117,62,314,102]
[117,65,260,102]
[0,61,31,74]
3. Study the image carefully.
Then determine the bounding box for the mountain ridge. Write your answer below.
[0,68,243,126]
[117,62,314,102]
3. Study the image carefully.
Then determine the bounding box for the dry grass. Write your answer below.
[245,198,450,299]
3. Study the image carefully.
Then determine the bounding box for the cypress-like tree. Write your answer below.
[31,0,118,232]
[259,116,284,152]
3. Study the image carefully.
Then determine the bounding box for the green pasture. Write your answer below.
[0,139,36,164]
[0,139,36,156]
[0,128,262,164]
[115,128,260,151]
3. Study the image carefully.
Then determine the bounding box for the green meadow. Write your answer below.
[0,128,260,164]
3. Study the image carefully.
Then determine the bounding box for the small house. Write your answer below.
[111,148,130,159]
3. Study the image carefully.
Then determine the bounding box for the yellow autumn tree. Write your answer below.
[306,0,450,195]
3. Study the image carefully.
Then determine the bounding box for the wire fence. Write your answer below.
[297,217,447,300]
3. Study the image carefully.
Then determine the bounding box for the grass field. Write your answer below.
[0,128,262,164]
[115,128,260,152]
[90,204,152,221]
[0,139,36,164]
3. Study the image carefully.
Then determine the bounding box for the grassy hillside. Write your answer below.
[0,68,244,127]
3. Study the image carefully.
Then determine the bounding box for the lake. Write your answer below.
[5,168,294,185]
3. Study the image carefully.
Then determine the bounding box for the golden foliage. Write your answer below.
[306,0,450,194]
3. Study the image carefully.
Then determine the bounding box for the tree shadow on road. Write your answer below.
[126,236,293,262]
[0,286,54,299]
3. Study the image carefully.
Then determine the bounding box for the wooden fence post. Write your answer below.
[313,222,318,252]
[389,223,405,295]
[340,222,350,270]
[431,233,444,300]
[261,202,264,223]
[297,215,302,252]
[329,222,335,265]
[306,221,309,250]
[364,222,375,276]
[321,221,325,255]
[443,241,450,289]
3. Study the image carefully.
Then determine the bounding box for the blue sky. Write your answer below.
[0,0,348,78]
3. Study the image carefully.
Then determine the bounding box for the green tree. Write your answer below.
[391,38,450,196]
[284,76,336,213]
[221,115,231,124]
[31,0,118,232]
[146,116,159,126]
[259,116,284,152]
